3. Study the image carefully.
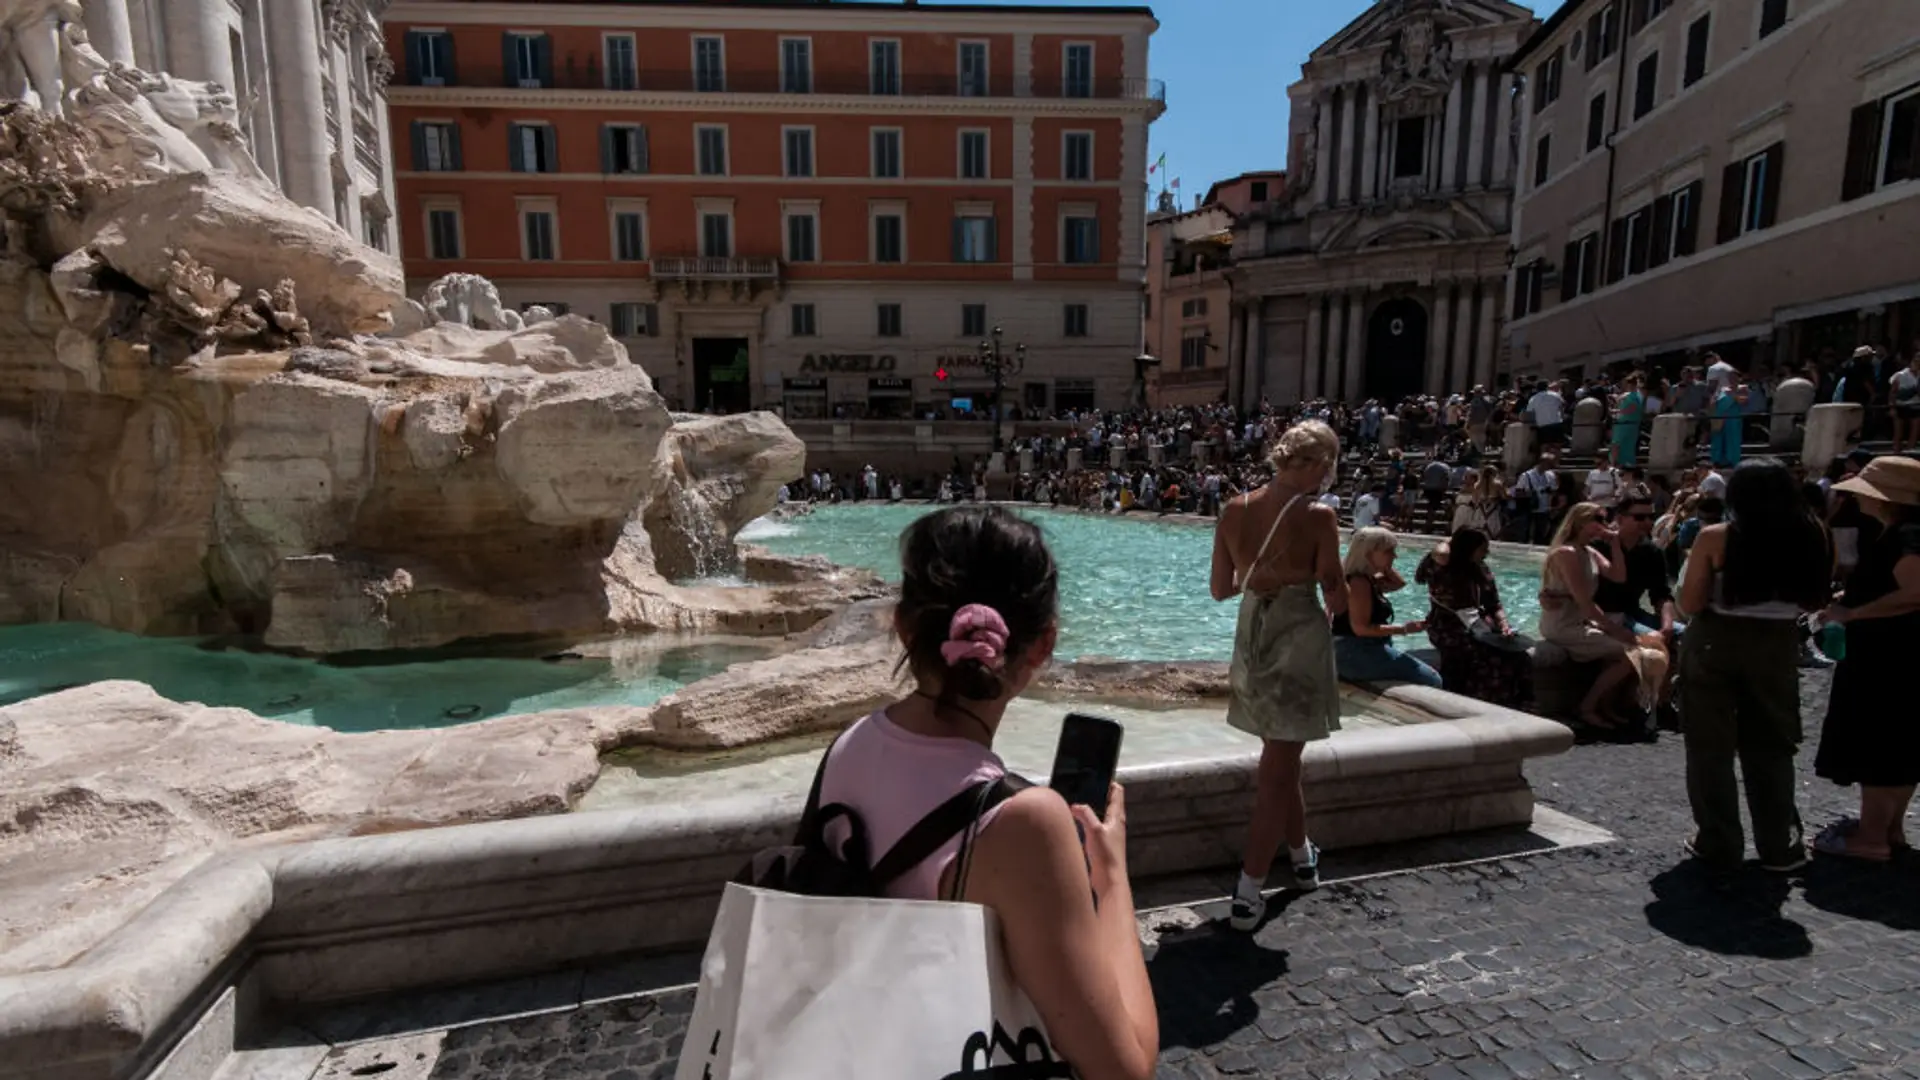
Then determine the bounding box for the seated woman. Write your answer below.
[1415,528,1532,708]
[1539,502,1669,730]
[1332,527,1442,688]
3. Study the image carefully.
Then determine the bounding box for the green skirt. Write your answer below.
[1226,584,1341,744]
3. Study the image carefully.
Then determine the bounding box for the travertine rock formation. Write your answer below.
[0,36,806,653]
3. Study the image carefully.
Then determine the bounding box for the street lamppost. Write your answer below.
[1133,352,1161,410]
[978,325,1027,456]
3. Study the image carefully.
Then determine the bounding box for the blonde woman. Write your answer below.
[1210,420,1349,931]
[1539,502,1669,730]
[1333,527,1442,688]
[1476,465,1507,539]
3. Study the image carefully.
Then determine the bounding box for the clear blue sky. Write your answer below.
[929,0,1382,203]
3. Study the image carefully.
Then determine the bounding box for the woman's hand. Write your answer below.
[1070,784,1129,899]
[1400,619,1427,635]
[1823,604,1850,627]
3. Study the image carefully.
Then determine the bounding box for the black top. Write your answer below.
[1592,539,1674,624]
[1332,574,1392,637]
[1842,522,1920,635]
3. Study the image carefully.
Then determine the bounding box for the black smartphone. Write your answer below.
[1048,713,1124,820]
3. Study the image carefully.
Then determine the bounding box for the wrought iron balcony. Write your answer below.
[652,256,781,280]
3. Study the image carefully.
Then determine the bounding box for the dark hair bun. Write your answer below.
[896,506,1059,703]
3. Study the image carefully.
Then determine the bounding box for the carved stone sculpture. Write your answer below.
[420,272,525,332]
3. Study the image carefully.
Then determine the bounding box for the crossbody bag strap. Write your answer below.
[1234,492,1306,589]
[794,726,855,843]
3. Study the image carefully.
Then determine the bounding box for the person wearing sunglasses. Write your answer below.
[1593,494,1681,729]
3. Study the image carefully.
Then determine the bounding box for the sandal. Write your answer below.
[1812,825,1891,863]
[1827,817,1913,854]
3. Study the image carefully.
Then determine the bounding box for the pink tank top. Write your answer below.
[817,709,1009,901]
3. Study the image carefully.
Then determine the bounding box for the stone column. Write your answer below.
[1226,301,1247,411]
[1381,415,1401,450]
[1649,413,1690,472]
[1361,96,1382,202]
[84,0,137,65]
[1343,292,1365,402]
[1451,284,1474,392]
[1241,302,1260,407]
[1313,93,1335,207]
[1490,73,1515,188]
[1441,67,1466,191]
[1303,295,1325,401]
[163,0,235,86]
[1066,447,1084,472]
[1323,296,1345,400]
[1503,422,1532,474]
[265,0,330,213]
[1333,90,1356,205]
[1465,65,1491,190]
[1012,118,1035,280]
[1427,286,1453,395]
[1019,448,1034,473]
[1473,285,1499,390]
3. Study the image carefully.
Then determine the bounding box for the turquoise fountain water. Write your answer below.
[745,505,1545,662]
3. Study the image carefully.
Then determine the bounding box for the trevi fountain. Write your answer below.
[0,6,1572,1078]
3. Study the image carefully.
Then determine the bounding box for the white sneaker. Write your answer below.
[1228,889,1266,931]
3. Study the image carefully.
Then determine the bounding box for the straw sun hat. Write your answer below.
[1832,456,1920,507]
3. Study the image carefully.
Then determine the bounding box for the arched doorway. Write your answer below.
[1365,297,1428,403]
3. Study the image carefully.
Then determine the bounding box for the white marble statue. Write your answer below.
[0,0,74,118]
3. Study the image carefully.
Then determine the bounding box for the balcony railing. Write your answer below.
[403,62,1166,104]
[652,256,780,280]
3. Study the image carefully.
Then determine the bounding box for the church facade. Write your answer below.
[1224,0,1537,408]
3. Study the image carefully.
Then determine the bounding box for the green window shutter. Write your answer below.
[536,35,554,87]
[600,125,614,173]
[1843,101,1885,201]
[1715,160,1744,244]
[409,120,425,170]
[449,123,463,170]
[508,124,524,172]
[1758,142,1783,229]
[543,126,558,172]
[502,32,516,87]
[404,31,423,85]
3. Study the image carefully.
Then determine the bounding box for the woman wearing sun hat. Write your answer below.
[1812,455,1920,862]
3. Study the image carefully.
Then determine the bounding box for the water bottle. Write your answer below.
[1818,619,1847,662]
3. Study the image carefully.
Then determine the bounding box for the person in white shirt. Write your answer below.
[1698,465,1728,500]
[1516,457,1562,545]
[1585,454,1621,506]
[1353,486,1384,528]
[1318,491,1342,513]
[1706,353,1739,395]
[1528,382,1569,449]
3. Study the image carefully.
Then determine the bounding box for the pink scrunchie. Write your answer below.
[940,604,1009,670]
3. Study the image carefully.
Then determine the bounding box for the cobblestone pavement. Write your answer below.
[300,670,1920,1080]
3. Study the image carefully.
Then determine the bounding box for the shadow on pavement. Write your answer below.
[1798,852,1920,933]
[1147,896,1297,1051]
[1643,861,1811,959]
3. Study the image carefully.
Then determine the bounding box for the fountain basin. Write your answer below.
[0,683,1569,1080]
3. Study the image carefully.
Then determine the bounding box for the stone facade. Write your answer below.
[1507,0,1920,378]
[63,0,400,251]
[1225,0,1539,408]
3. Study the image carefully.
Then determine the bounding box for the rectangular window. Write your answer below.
[1180,333,1208,370]
[870,40,901,95]
[408,30,453,86]
[413,121,461,171]
[1393,115,1426,178]
[1250,180,1269,202]
[780,38,812,93]
[1533,132,1552,186]
[877,303,903,337]
[1512,259,1546,319]
[1587,93,1608,152]
[521,207,556,261]
[693,36,724,92]
[1683,15,1710,87]
[1533,48,1563,112]
[791,303,817,337]
[1063,43,1093,98]
[604,34,637,90]
[960,130,989,179]
[696,125,728,176]
[1063,132,1093,181]
[1741,146,1777,234]
[872,128,902,179]
[958,41,988,97]
[1063,304,1089,338]
[602,123,647,174]
[701,212,732,257]
[784,128,814,178]
[1881,85,1920,189]
[962,303,987,338]
[1628,0,1671,34]
[611,210,645,261]
[1633,54,1658,120]
[873,214,904,263]
[1625,205,1652,275]
[426,206,461,258]
[1063,216,1099,263]
[1758,0,1788,39]
[953,215,994,262]
[785,211,818,262]
[610,302,657,337]
[1586,4,1618,70]
[509,122,556,172]
[509,32,547,88]
[1558,231,1601,299]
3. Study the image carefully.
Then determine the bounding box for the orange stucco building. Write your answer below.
[383,0,1163,415]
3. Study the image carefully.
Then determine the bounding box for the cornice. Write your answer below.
[384,1,1158,36]
[386,86,1162,118]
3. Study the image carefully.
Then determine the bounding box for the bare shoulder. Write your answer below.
[1304,501,1338,527]
[977,786,1079,852]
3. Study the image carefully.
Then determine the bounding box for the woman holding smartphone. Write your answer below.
[1209,420,1350,931]
[815,506,1158,1080]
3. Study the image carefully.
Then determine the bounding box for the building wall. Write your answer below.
[1508,0,1920,374]
[382,0,1162,412]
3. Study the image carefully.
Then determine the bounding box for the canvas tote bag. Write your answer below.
[675,883,1071,1080]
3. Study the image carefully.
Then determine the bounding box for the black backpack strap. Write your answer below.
[793,726,855,843]
[871,773,1031,892]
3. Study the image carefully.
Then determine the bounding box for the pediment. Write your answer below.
[1312,0,1536,61]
